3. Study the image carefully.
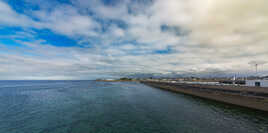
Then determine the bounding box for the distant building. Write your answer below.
[246,80,268,87]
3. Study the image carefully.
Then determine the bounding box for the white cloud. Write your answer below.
[120,44,136,50]
[0,1,100,38]
[72,0,130,20]
[34,5,100,37]
[129,0,268,75]
[0,1,36,27]
[109,25,125,37]
[1,0,268,79]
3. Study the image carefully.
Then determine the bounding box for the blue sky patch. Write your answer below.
[153,46,173,54]
[0,27,24,35]
[33,29,78,47]
[0,39,23,47]
[4,0,40,13]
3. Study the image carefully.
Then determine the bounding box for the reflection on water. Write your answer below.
[0,81,267,133]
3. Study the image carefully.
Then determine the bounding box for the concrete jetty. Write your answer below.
[141,81,268,112]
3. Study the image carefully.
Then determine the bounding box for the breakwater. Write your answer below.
[141,81,268,112]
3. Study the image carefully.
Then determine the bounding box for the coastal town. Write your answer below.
[100,75,268,87]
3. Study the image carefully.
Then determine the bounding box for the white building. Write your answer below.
[246,80,268,87]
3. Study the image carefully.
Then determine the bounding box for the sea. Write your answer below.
[0,80,267,133]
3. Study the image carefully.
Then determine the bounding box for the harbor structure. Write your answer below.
[246,79,268,87]
[245,61,268,87]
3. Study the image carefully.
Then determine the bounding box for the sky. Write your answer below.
[0,0,268,80]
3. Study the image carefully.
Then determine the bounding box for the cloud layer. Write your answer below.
[0,0,268,79]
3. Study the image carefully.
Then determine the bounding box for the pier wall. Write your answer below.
[141,81,268,112]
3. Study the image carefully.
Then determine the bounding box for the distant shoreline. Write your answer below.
[141,81,268,112]
[95,79,137,82]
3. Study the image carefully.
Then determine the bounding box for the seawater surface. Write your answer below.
[0,80,268,133]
